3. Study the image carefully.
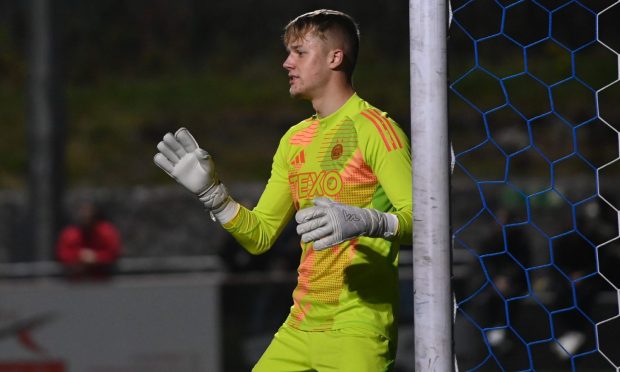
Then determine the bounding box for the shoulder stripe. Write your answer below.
[366,109,397,150]
[361,110,392,152]
[371,109,403,149]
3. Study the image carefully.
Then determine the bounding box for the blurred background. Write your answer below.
[0,0,409,262]
[0,1,412,371]
[0,0,618,371]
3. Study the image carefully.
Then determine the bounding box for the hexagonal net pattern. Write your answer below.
[449,0,620,370]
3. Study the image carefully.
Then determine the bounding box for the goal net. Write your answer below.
[449,0,620,370]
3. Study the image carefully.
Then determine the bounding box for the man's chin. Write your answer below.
[289,89,308,100]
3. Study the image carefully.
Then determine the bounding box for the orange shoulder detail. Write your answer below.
[290,120,319,146]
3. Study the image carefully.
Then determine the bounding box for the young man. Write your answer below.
[154,9,412,372]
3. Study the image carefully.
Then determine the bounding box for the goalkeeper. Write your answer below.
[154,9,411,372]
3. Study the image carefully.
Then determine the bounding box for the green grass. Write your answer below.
[0,58,410,189]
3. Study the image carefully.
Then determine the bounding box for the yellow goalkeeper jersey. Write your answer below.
[223,93,412,339]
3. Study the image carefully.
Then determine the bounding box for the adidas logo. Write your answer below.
[291,150,305,170]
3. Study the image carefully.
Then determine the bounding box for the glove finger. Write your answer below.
[153,153,174,176]
[312,237,341,251]
[296,215,329,235]
[163,132,187,158]
[194,149,214,172]
[295,206,326,223]
[175,127,199,153]
[313,197,337,208]
[157,141,180,163]
[195,148,211,160]
[301,224,334,244]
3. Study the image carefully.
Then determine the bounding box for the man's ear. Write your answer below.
[328,49,345,70]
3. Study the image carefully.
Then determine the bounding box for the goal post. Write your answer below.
[410,0,453,371]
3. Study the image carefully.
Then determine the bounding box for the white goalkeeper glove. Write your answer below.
[153,127,239,223]
[295,197,399,251]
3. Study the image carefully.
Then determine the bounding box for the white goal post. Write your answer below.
[410,0,453,371]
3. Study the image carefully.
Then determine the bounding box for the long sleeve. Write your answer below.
[356,110,413,245]
[222,133,296,254]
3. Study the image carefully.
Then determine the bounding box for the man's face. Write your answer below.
[283,33,332,100]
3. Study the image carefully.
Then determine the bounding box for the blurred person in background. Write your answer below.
[56,201,121,278]
[154,9,411,371]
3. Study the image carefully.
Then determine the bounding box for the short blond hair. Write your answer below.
[283,9,360,78]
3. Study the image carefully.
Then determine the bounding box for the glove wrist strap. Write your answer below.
[210,200,240,224]
[198,182,239,224]
[383,213,399,239]
[364,209,399,239]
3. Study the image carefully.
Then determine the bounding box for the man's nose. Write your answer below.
[283,54,294,70]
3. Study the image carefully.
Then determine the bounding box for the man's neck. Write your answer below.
[311,84,355,118]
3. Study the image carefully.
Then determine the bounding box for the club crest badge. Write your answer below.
[331,144,344,160]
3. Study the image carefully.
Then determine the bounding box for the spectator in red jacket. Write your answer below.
[56,201,121,278]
